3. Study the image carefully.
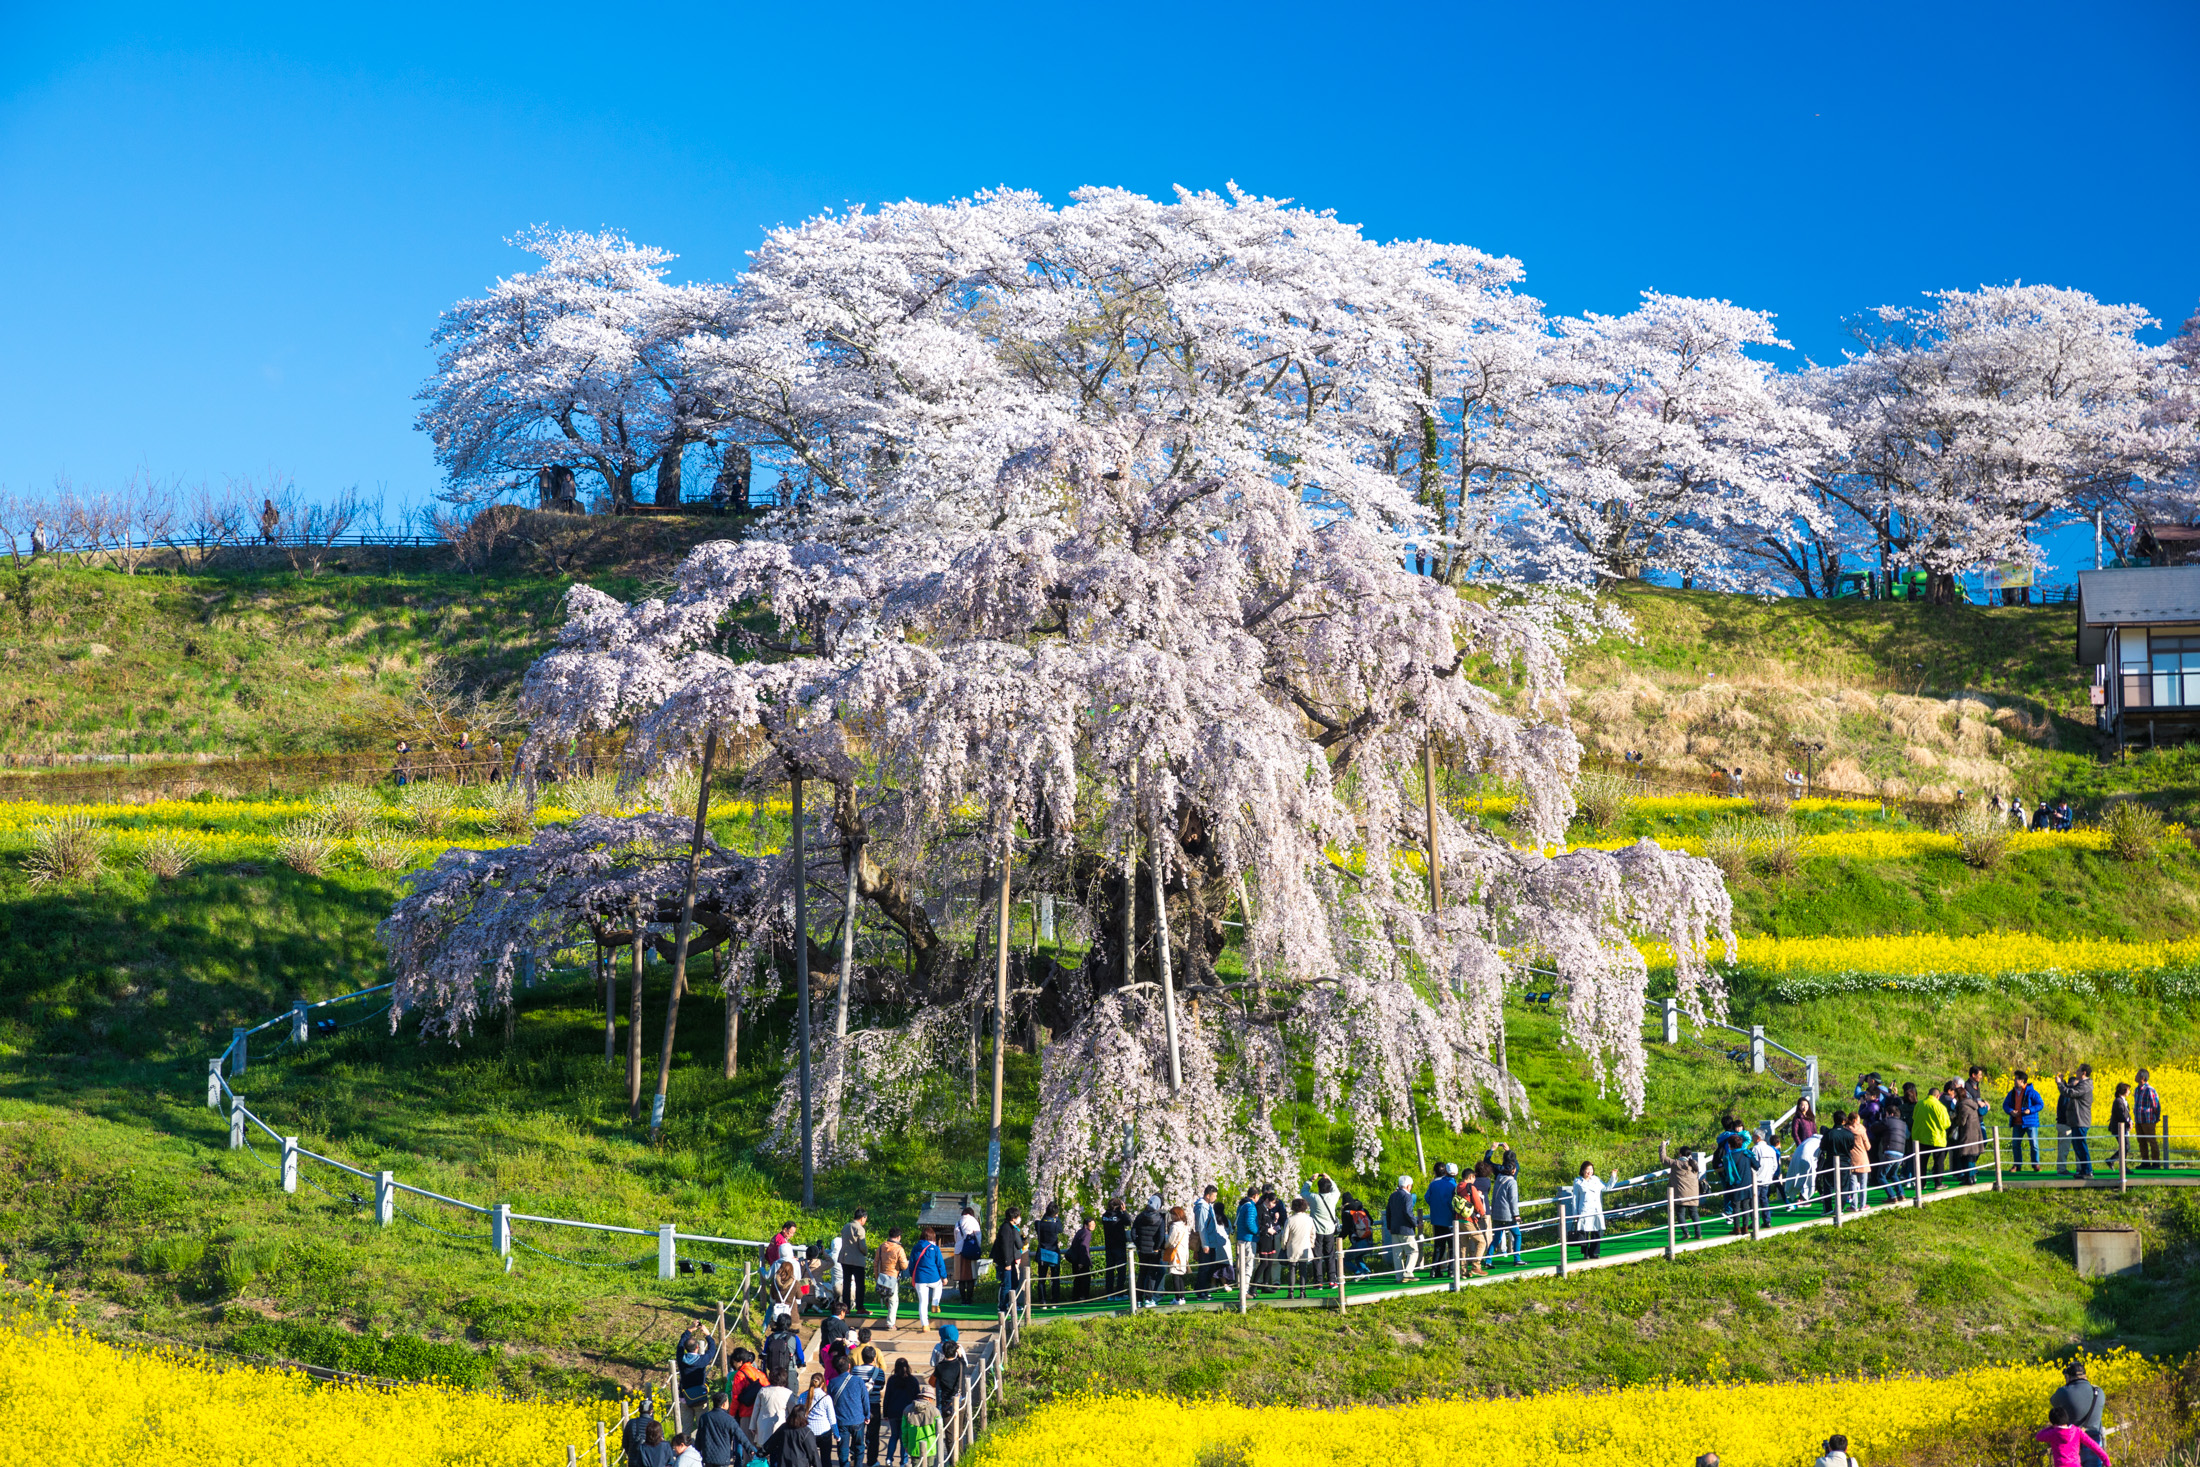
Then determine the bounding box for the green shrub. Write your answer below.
[1572,771,1632,833]
[309,783,388,838]
[228,1318,492,1386]
[23,815,106,887]
[1704,819,1751,880]
[137,1235,206,1276]
[1748,816,1805,879]
[1950,801,2010,870]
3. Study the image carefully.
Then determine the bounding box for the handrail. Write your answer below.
[390,1180,490,1215]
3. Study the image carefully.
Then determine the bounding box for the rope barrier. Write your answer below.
[395,1206,493,1243]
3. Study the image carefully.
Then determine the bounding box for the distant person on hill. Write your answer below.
[1567,1161,1606,1259]
[1255,1187,1285,1288]
[1750,1127,1781,1211]
[1914,1083,1951,1189]
[874,1225,908,1327]
[1192,1184,1226,1298]
[1815,1434,1860,1467]
[1337,1188,1376,1276]
[1426,1161,1459,1277]
[1788,1095,1819,1145]
[1786,1127,1821,1204]
[1131,1194,1168,1302]
[954,1204,981,1305]
[1897,1081,1920,1126]
[1067,1212,1094,1301]
[1163,1203,1193,1304]
[1947,1080,1985,1185]
[1817,1111,1854,1214]
[1712,1115,1754,1222]
[2003,1069,2045,1173]
[1459,1160,1491,1276]
[991,1204,1026,1315]
[839,1209,869,1316]
[2009,795,2029,829]
[2135,1070,2164,1169]
[1661,1139,1704,1239]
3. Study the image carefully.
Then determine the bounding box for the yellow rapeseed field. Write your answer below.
[1682,931,2200,979]
[0,1310,605,1466]
[974,1355,2161,1467]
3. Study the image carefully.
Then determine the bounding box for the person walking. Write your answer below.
[2004,1069,2045,1173]
[2040,1406,2114,1467]
[1662,1140,1704,1239]
[1066,1213,1094,1303]
[1033,1203,1064,1305]
[1568,1162,1606,1260]
[954,1206,981,1306]
[694,1391,742,1467]
[1914,1083,1951,1190]
[2135,1069,2164,1169]
[1279,1196,1317,1297]
[839,1211,870,1317]
[1131,1194,1167,1305]
[1789,1096,1819,1146]
[1302,1172,1340,1288]
[752,1382,799,1465]
[1713,1117,1755,1226]
[929,1340,966,1437]
[800,1373,838,1466]
[1193,1185,1228,1298]
[1164,1204,1193,1304]
[895,1384,940,1467]
[1338,1188,1376,1277]
[763,1307,807,1390]
[1750,1127,1782,1212]
[853,1345,886,1467]
[1382,1175,1420,1280]
[1099,1197,1131,1300]
[907,1228,947,1331]
[826,1350,870,1467]
[990,1206,1025,1316]
[1786,1129,1821,1204]
[874,1227,908,1329]
[880,1361,919,1467]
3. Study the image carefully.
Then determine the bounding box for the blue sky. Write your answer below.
[3,2,2195,575]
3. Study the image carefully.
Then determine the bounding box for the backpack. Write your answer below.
[902,1401,942,1459]
[1722,1138,1754,1186]
[1345,1205,1373,1242]
[763,1330,796,1385]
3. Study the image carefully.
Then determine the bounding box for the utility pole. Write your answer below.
[984,825,1013,1239]
[793,769,813,1211]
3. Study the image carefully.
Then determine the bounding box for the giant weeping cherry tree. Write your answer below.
[386,187,1736,1208]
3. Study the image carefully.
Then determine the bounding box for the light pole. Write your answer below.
[1790,739,1825,796]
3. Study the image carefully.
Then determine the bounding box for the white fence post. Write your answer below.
[658,1223,677,1281]
[206,1058,223,1109]
[1805,1055,1820,1104]
[1749,1025,1765,1074]
[1039,895,1056,943]
[1662,998,1678,1045]
[291,1001,309,1046]
[494,1203,513,1257]
[1664,1187,1676,1261]
[376,1170,395,1226]
[1993,1125,2005,1191]
[229,1096,246,1150]
[281,1136,299,1194]
[231,1026,248,1075]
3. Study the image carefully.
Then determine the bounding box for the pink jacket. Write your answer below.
[2036,1426,2108,1467]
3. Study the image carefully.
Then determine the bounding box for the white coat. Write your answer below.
[1568,1175,1606,1234]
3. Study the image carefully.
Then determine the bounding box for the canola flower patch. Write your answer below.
[1640,931,2200,1002]
[973,1355,2162,1467]
[1541,829,2108,860]
[0,1306,602,1466]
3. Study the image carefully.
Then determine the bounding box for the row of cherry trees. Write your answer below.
[417,197,2200,595]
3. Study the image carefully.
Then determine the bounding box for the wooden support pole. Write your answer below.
[1992,1124,2005,1192]
[1664,1187,1676,1261]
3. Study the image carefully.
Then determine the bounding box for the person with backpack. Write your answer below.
[954,1205,981,1305]
[1339,1189,1377,1276]
[727,1349,771,1456]
[1712,1117,1755,1225]
[2004,1068,2045,1173]
[990,1206,1025,1315]
[881,1360,920,1467]
[1098,1196,1131,1300]
[1382,1176,1420,1280]
[908,1227,947,1330]
[897,1382,942,1467]
[930,1340,967,1432]
[763,1307,807,1390]
[1130,1194,1168,1305]
[623,1400,661,1467]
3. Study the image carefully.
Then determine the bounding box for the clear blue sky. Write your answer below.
[4,1,2195,572]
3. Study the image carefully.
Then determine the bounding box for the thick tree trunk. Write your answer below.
[655,437,686,507]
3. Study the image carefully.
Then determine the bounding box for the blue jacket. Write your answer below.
[1193,1197,1228,1251]
[2003,1083,2044,1128]
[909,1238,948,1284]
[1234,1199,1259,1243]
[1426,1175,1458,1228]
[829,1367,870,1425]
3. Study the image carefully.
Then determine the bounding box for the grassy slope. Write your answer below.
[5,571,2198,1400]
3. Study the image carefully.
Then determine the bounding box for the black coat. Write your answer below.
[763,1421,822,1467]
[1130,1204,1167,1255]
[1099,1207,1131,1260]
